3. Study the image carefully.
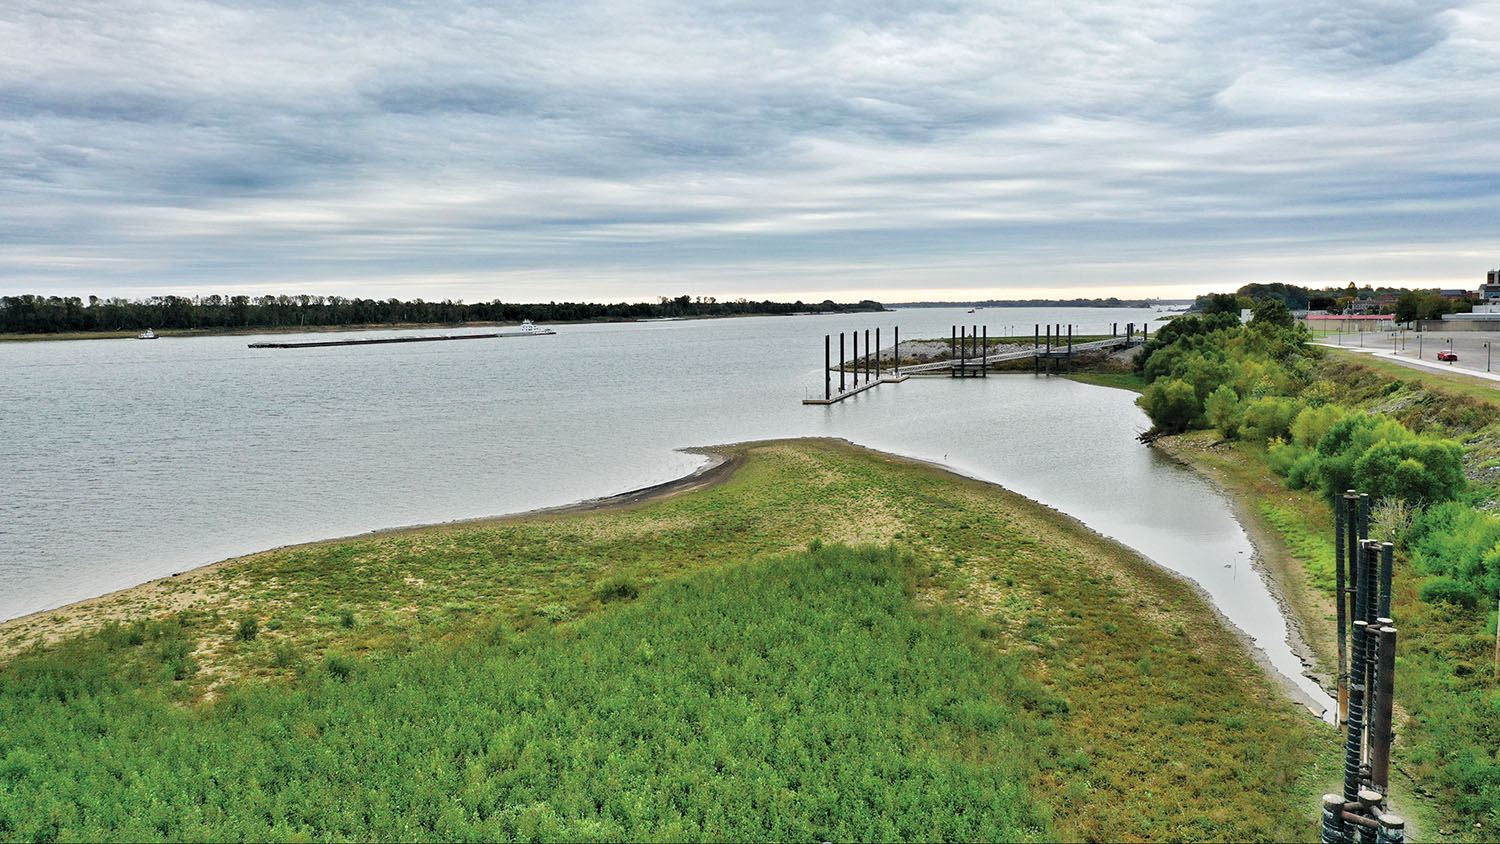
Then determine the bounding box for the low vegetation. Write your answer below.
[0,440,1330,842]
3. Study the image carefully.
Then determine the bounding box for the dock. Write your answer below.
[804,322,1147,404]
[804,327,910,404]
[248,328,555,349]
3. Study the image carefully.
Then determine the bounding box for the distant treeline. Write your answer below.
[0,294,885,334]
[898,298,1181,308]
[1192,281,1480,320]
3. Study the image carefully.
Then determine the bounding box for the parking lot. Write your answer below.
[1318,327,1500,381]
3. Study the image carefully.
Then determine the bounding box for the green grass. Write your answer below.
[1064,371,1147,392]
[0,439,1333,842]
[0,546,1051,842]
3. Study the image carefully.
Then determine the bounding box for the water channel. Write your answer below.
[0,306,1332,717]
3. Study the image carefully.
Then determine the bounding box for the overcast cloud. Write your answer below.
[2,0,1498,301]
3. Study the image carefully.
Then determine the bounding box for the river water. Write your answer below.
[0,306,1331,716]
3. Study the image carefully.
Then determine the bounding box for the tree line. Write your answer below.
[0,294,885,334]
[1194,282,1484,320]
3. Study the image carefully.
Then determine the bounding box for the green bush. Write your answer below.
[1138,378,1200,433]
[323,652,354,681]
[595,576,640,604]
[1419,577,1481,609]
[1203,384,1241,439]
[236,617,258,642]
[1239,396,1298,444]
[1291,404,1345,449]
[1352,439,1465,507]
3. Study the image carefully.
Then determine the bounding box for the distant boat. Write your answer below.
[967,308,976,314]
[519,320,548,334]
[137,328,157,340]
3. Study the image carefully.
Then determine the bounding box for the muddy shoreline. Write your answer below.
[1148,435,1335,704]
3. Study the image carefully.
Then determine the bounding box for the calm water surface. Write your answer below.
[0,306,1330,716]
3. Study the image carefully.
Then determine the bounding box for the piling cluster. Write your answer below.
[806,326,906,404]
[1322,490,1404,844]
[951,325,988,377]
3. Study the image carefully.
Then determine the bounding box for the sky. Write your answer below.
[3,0,1499,303]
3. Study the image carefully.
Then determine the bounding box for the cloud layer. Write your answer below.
[4,0,1499,300]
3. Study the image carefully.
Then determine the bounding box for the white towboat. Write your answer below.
[519,320,549,334]
[137,328,157,340]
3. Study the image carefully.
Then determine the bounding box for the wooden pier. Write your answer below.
[248,328,555,349]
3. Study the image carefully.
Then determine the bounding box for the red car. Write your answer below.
[1438,350,1459,362]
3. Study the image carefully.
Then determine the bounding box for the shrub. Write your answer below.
[270,641,299,669]
[536,603,574,623]
[1138,378,1200,433]
[1352,439,1465,507]
[1419,577,1480,609]
[1369,499,1417,548]
[1239,396,1298,444]
[236,617,259,641]
[596,577,640,604]
[1203,384,1241,439]
[1291,404,1345,449]
[323,652,354,681]
[338,610,355,629]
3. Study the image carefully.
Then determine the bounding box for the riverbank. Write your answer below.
[0,438,1333,841]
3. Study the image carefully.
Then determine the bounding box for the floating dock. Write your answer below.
[248,329,554,349]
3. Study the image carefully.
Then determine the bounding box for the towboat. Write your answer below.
[137,328,157,340]
[520,320,545,333]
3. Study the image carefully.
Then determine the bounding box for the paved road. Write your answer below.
[1317,330,1500,384]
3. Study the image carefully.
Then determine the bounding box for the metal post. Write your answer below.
[1067,324,1073,373]
[864,329,871,383]
[840,333,846,392]
[1375,813,1405,844]
[959,326,967,378]
[1360,493,1370,542]
[951,325,957,375]
[982,326,988,377]
[1346,619,1369,802]
[1362,543,1380,768]
[1336,495,1349,724]
[875,328,881,379]
[824,334,831,401]
[1113,322,1117,338]
[894,326,900,374]
[1346,491,1360,668]
[1322,793,1347,844]
[1378,543,1393,619]
[852,330,859,387]
[1371,624,1396,792]
[1034,324,1040,374]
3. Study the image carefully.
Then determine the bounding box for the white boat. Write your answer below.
[519,320,549,334]
[137,328,157,340]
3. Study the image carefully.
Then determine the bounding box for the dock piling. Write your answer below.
[853,331,860,387]
[840,334,846,392]
[824,335,831,401]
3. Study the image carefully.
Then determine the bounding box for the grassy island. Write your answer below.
[0,440,1332,842]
